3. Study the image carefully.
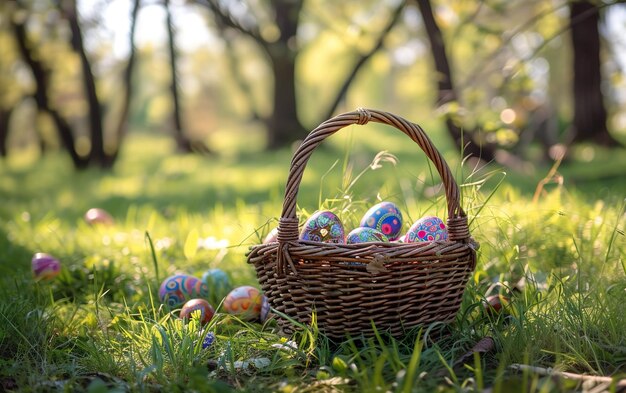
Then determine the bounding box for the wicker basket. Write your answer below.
[247,108,478,339]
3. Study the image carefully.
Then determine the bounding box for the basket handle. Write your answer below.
[275,108,471,274]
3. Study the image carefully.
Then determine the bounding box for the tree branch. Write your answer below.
[195,0,267,48]
[321,1,406,122]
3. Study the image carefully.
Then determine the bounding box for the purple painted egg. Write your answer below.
[300,211,345,243]
[223,285,264,321]
[360,202,403,240]
[84,208,114,226]
[31,253,61,281]
[346,227,389,244]
[404,216,448,242]
[260,294,271,322]
[159,274,209,308]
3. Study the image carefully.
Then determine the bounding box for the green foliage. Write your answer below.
[0,131,625,391]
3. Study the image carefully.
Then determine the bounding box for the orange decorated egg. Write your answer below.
[223,286,263,321]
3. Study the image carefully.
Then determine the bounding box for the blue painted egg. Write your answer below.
[360,202,403,240]
[158,274,209,308]
[300,211,345,243]
[346,227,389,244]
[201,268,231,299]
[404,216,448,242]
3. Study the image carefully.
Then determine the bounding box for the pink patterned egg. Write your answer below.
[360,202,403,240]
[31,253,61,281]
[404,216,448,242]
[223,286,264,321]
[159,274,209,307]
[300,211,345,243]
[263,227,278,243]
[84,208,114,226]
[180,298,215,325]
[346,227,389,244]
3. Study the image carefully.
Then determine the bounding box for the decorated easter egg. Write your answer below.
[404,216,448,242]
[300,211,345,243]
[201,268,231,298]
[180,298,215,325]
[202,331,216,349]
[260,295,271,322]
[84,208,114,226]
[483,295,510,315]
[263,227,278,243]
[31,253,61,281]
[360,202,403,240]
[159,274,208,308]
[223,285,264,321]
[346,227,389,244]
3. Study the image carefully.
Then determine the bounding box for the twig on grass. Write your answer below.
[509,363,626,390]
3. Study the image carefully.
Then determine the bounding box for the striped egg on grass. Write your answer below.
[360,201,403,241]
[158,274,209,308]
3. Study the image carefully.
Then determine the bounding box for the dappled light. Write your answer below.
[0,0,625,391]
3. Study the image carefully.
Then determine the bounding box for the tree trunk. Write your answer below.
[569,1,619,147]
[165,0,196,153]
[65,0,108,166]
[416,0,496,161]
[0,107,13,157]
[11,16,88,169]
[265,0,306,149]
[107,0,141,167]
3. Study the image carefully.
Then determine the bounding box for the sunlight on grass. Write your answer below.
[0,130,625,391]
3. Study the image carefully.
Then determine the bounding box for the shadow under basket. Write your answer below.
[247,108,479,339]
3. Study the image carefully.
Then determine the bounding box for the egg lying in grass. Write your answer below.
[31,253,61,281]
[300,211,345,243]
[201,268,231,299]
[360,202,403,241]
[179,298,215,325]
[260,295,271,323]
[159,274,209,308]
[84,208,114,226]
[404,216,448,242]
[223,286,264,321]
[263,227,278,243]
[346,227,389,244]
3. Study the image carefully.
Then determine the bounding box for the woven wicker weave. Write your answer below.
[247,108,478,338]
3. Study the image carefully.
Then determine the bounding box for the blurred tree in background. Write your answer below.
[0,0,624,169]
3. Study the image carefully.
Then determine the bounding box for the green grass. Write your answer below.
[0,127,625,392]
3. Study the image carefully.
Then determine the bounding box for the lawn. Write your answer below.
[0,124,625,392]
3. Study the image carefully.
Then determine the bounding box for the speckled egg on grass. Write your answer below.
[360,202,403,240]
[159,274,208,308]
[300,210,345,243]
